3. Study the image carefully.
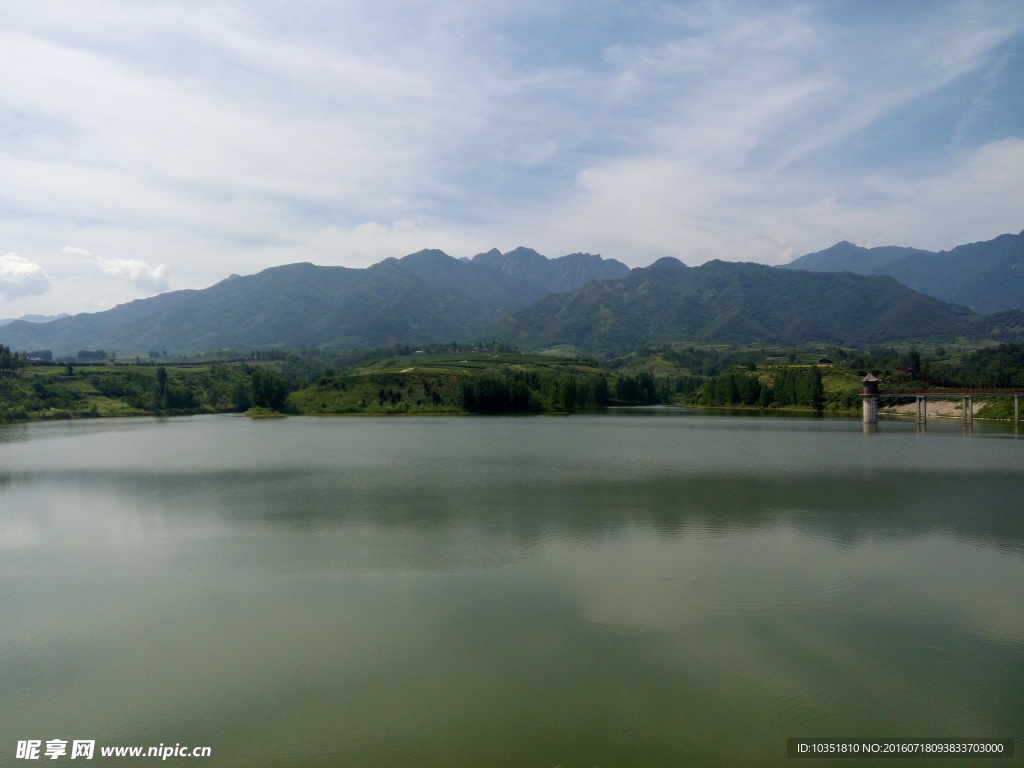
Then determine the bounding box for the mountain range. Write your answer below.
[781,230,1024,312]
[0,249,626,356]
[2,236,1023,358]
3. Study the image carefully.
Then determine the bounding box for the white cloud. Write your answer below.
[304,221,494,265]
[89,256,170,294]
[0,1,1022,314]
[61,246,93,257]
[0,253,51,300]
[795,138,1024,253]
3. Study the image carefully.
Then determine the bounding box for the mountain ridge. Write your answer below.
[0,248,628,355]
[782,230,1024,312]
[3,235,1023,358]
[471,247,630,293]
[491,258,1023,354]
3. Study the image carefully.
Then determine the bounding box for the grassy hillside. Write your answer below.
[289,371,467,415]
[288,353,615,415]
[0,363,256,421]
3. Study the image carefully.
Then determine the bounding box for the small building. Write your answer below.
[860,373,879,395]
[817,358,834,366]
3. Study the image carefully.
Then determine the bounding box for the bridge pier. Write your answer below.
[863,396,878,424]
[871,386,1024,428]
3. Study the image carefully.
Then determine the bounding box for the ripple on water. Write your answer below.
[700,570,866,618]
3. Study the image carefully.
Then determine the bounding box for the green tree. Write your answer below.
[807,365,824,409]
[0,344,16,372]
[232,380,252,411]
[250,368,289,410]
[907,349,922,379]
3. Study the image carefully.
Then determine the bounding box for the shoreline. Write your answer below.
[3,400,1023,425]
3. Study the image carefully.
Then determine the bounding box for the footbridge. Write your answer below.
[859,374,1023,426]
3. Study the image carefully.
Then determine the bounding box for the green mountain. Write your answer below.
[782,230,1024,312]
[4,243,1022,359]
[0,262,496,356]
[0,248,619,357]
[491,258,1024,354]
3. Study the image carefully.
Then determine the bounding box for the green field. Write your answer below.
[354,351,603,376]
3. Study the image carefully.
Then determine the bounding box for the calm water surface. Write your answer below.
[1,411,1022,767]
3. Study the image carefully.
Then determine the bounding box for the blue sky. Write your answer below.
[1,0,1023,316]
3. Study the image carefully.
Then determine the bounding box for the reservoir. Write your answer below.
[1,411,1022,766]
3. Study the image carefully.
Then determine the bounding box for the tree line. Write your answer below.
[695,366,824,409]
[460,370,614,413]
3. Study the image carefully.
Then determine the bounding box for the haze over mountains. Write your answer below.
[2,235,1023,358]
[0,313,69,327]
[781,230,1024,312]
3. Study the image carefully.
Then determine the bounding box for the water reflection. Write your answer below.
[5,465,1022,557]
[0,415,1021,768]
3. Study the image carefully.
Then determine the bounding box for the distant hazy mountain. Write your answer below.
[492,258,1023,354]
[781,242,930,274]
[782,230,1024,312]
[0,313,69,327]
[471,247,630,293]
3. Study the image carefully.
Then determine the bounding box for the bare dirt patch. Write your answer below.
[883,399,983,418]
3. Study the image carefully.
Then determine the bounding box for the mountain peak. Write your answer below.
[502,246,548,264]
[401,248,455,262]
[783,241,925,274]
[648,256,687,271]
[471,247,631,293]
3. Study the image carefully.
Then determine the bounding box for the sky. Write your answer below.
[1,0,1023,317]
